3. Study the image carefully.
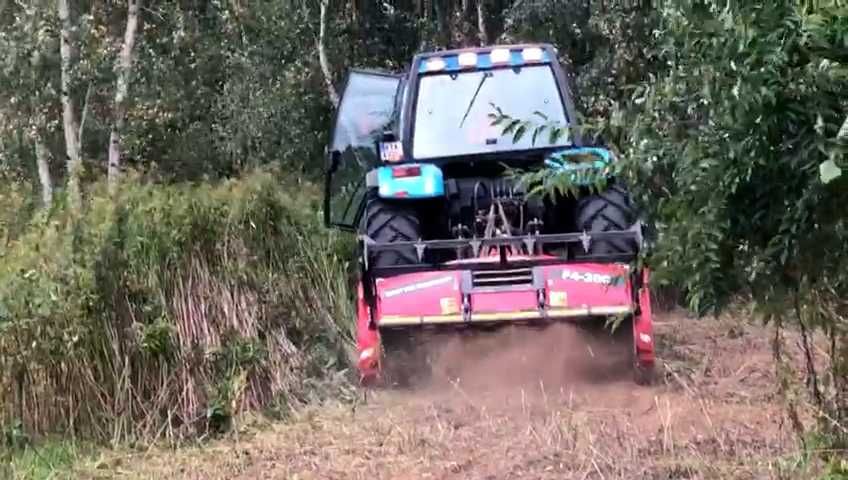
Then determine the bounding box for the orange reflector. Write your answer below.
[359,347,376,361]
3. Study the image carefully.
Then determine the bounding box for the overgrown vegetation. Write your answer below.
[498,0,848,455]
[0,170,355,445]
[622,1,848,451]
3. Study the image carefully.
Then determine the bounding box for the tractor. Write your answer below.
[324,44,655,386]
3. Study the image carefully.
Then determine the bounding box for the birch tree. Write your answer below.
[58,0,81,209]
[107,0,141,191]
[318,0,339,108]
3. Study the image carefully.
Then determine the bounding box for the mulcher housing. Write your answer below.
[324,44,655,385]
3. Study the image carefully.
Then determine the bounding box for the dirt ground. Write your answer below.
[81,310,821,479]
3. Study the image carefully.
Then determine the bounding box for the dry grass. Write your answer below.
[70,311,832,479]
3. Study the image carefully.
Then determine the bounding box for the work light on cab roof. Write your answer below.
[420,46,551,73]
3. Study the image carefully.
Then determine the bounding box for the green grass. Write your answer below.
[3,441,86,480]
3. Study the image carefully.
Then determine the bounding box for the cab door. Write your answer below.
[324,70,402,230]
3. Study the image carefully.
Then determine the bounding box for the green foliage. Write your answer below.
[3,440,85,480]
[611,0,848,442]
[488,103,570,146]
[619,0,848,313]
[501,0,848,451]
[0,178,37,248]
[0,169,354,442]
[489,105,613,199]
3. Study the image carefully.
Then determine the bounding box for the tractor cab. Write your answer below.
[324,44,580,231]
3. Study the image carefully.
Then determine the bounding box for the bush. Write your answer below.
[0,168,355,443]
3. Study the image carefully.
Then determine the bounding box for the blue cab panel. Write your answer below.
[376,163,445,199]
[544,147,614,186]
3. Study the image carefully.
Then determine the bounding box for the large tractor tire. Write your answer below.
[363,197,421,268]
[575,184,638,256]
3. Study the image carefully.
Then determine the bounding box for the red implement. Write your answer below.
[355,256,655,384]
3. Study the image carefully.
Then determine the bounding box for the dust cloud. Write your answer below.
[416,321,633,395]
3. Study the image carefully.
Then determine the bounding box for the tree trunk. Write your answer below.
[34,132,53,207]
[434,0,451,47]
[108,0,141,192]
[318,0,340,108]
[28,44,53,209]
[58,0,82,210]
[477,0,489,45]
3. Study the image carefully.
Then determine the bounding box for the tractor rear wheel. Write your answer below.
[575,184,638,256]
[363,197,421,268]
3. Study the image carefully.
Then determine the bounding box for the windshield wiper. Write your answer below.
[458,72,492,128]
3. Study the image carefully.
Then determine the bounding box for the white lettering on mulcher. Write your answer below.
[383,275,454,298]
[561,269,613,285]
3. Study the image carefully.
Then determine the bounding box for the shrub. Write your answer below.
[0,168,355,443]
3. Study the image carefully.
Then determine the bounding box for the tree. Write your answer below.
[319,0,339,108]
[107,0,141,191]
[58,0,82,210]
[0,2,59,208]
[617,0,848,443]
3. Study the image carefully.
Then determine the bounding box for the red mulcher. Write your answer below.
[323,44,656,386]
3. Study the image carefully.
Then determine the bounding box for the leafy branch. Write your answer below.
[819,115,847,184]
[488,103,616,199]
[487,102,570,146]
[512,160,612,200]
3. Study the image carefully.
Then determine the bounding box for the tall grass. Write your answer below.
[0,169,355,444]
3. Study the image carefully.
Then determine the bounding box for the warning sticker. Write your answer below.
[549,291,568,307]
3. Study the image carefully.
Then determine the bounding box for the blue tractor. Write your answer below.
[323,44,654,385]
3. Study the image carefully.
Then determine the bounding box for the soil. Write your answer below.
[81,309,821,479]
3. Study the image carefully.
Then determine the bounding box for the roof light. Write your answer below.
[490,48,511,64]
[522,47,543,62]
[458,52,478,68]
[426,57,446,71]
